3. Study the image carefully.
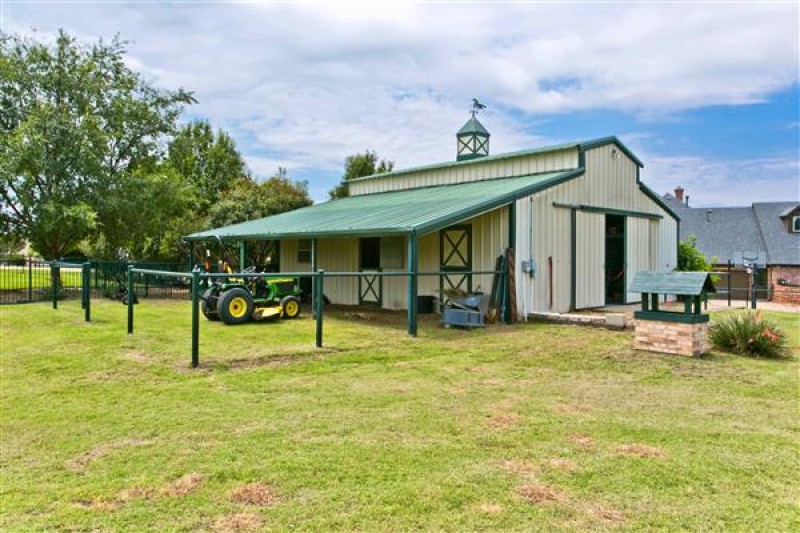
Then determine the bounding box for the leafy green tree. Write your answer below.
[167,120,247,209]
[677,235,716,272]
[206,170,312,268]
[328,150,393,199]
[0,30,194,259]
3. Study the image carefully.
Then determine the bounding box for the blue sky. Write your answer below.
[2,1,798,206]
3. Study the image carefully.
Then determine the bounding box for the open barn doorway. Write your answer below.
[605,215,626,304]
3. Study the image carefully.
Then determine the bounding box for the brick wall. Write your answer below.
[769,266,800,305]
[634,319,709,357]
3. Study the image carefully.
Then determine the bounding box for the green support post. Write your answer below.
[652,293,659,311]
[641,292,649,312]
[127,266,134,334]
[52,264,58,309]
[311,238,318,318]
[683,298,692,315]
[191,269,200,368]
[315,270,324,348]
[693,295,701,315]
[407,232,418,337]
[239,241,246,271]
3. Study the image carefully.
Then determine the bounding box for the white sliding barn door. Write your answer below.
[575,212,606,309]
[626,217,652,303]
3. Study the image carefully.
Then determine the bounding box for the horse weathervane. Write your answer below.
[471,98,487,117]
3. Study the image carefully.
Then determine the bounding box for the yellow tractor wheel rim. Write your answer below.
[229,297,248,318]
[284,300,299,317]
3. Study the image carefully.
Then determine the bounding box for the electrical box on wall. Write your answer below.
[521,259,536,278]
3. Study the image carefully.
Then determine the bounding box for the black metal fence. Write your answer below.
[0,256,189,305]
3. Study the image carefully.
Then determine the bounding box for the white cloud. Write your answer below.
[2,1,798,202]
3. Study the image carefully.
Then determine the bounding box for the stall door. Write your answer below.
[575,212,606,309]
[626,217,652,303]
[440,225,472,299]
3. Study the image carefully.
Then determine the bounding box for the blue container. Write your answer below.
[442,307,484,328]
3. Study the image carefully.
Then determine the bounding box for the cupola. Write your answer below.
[456,99,490,161]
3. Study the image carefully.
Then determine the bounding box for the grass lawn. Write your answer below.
[1,300,798,532]
[0,265,82,290]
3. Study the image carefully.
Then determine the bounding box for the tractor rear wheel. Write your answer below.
[217,288,254,325]
[281,295,301,319]
[201,289,220,321]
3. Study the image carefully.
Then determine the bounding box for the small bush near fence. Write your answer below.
[709,311,790,358]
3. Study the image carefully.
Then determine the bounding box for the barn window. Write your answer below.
[793,216,800,233]
[297,239,312,263]
[359,237,405,269]
[380,237,405,269]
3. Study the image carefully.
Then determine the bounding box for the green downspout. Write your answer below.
[506,202,516,324]
[311,238,318,317]
[239,241,246,271]
[569,208,577,312]
[191,269,200,368]
[407,231,418,336]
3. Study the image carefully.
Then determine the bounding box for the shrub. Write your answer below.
[709,311,790,358]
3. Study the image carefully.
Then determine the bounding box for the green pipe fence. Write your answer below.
[126,267,511,369]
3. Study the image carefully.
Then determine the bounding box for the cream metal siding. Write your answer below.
[523,144,678,313]
[280,207,509,310]
[575,212,606,308]
[626,217,652,303]
[349,149,579,196]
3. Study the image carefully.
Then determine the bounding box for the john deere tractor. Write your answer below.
[200,266,302,325]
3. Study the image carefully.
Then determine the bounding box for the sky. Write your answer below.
[2,0,798,206]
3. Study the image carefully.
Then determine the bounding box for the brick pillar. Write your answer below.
[634,319,710,357]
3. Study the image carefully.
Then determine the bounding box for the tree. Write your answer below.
[328,150,393,199]
[206,170,313,268]
[0,30,194,259]
[167,120,247,210]
[677,235,715,272]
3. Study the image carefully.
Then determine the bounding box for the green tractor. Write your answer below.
[200,266,302,325]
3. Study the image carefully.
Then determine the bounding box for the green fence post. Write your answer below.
[127,266,134,334]
[83,262,91,322]
[52,264,58,309]
[407,233,418,337]
[27,257,33,302]
[315,270,324,348]
[191,269,200,368]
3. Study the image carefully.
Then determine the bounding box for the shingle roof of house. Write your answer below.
[665,196,799,266]
[753,202,800,265]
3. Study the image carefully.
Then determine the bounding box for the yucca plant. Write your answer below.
[709,311,789,358]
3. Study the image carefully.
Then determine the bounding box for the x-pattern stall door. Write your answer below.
[440,225,473,300]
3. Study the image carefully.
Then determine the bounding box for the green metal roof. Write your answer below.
[186,169,583,242]
[348,136,643,185]
[457,116,490,136]
[629,271,716,296]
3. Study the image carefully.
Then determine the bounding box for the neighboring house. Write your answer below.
[663,187,800,305]
[188,116,679,320]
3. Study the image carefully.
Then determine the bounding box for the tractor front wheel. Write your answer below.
[217,288,254,325]
[281,296,301,319]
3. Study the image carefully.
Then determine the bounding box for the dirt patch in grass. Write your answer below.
[553,403,590,416]
[567,434,594,449]
[162,473,203,496]
[478,502,504,514]
[212,512,264,532]
[116,473,203,503]
[517,483,566,504]
[485,413,521,429]
[65,439,155,473]
[73,498,118,512]
[546,457,578,471]
[230,483,278,506]
[499,459,538,477]
[122,349,152,363]
[617,443,664,458]
[588,505,625,524]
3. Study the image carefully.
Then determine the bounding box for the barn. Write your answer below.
[186,115,679,326]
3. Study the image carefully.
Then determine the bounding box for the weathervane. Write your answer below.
[470,98,487,117]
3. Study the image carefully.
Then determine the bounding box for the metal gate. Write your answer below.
[440,225,472,298]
